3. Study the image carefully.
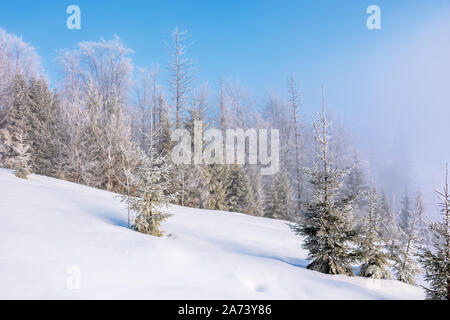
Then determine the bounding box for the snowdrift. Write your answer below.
[0,168,424,299]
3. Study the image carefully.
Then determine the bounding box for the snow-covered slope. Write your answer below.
[0,168,424,299]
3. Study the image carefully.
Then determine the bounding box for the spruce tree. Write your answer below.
[414,191,429,244]
[357,181,391,279]
[384,194,400,260]
[102,87,135,193]
[206,164,228,211]
[5,74,32,178]
[122,146,176,237]
[345,154,368,217]
[264,170,296,220]
[183,93,209,208]
[28,78,61,177]
[292,87,357,276]
[79,81,105,188]
[392,196,422,285]
[376,190,392,239]
[157,96,172,156]
[115,142,138,229]
[224,164,252,213]
[0,128,11,167]
[248,165,265,216]
[288,74,303,213]
[399,188,413,234]
[10,126,31,178]
[418,164,450,300]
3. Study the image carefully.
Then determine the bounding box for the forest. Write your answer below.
[0,26,448,300]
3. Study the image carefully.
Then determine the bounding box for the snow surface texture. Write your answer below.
[0,168,424,299]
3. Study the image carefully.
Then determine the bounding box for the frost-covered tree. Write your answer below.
[4,74,32,178]
[121,134,176,236]
[135,66,160,152]
[248,165,265,216]
[62,80,133,191]
[217,77,230,130]
[167,27,193,129]
[157,95,173,156]
[57,36,135,188]
[262,93,291,171]
[382,194,400,259]
[166,28,195,205]
[1,28,41,138]
[393,196,422,285]
[183,88,210,208]
[357,181,391,279]
[226,81,255,130]
[102,88,136,192]
[288,74,303,212]
[292,87,358,275]
[10,125,31,179]
[225,164,252,213]
[0,128,11,166]
[346,155,367,196]
[115,143,138,229]
[345,154,368,218]
[0,27,41,109]
[206,164,228,211]
[28,78,61,177]
[57,36,133,103]
[399,188,413,234]
[78,81,106,187]
[264,170,296,220]
[57,92,87,184]
[376,190,392,239]
[414,191,429,244]
[2,74,63,179]
[418,164,450,300]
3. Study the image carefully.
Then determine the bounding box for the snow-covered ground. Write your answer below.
[0,168,424,299]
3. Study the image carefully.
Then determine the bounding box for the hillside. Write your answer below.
[0,168,424,299]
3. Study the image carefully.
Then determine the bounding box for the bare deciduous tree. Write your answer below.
[167,28,193,129]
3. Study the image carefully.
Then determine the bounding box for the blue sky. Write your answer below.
[0,1,448,122]
[1,0,450,212]
[0,0,447,94]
